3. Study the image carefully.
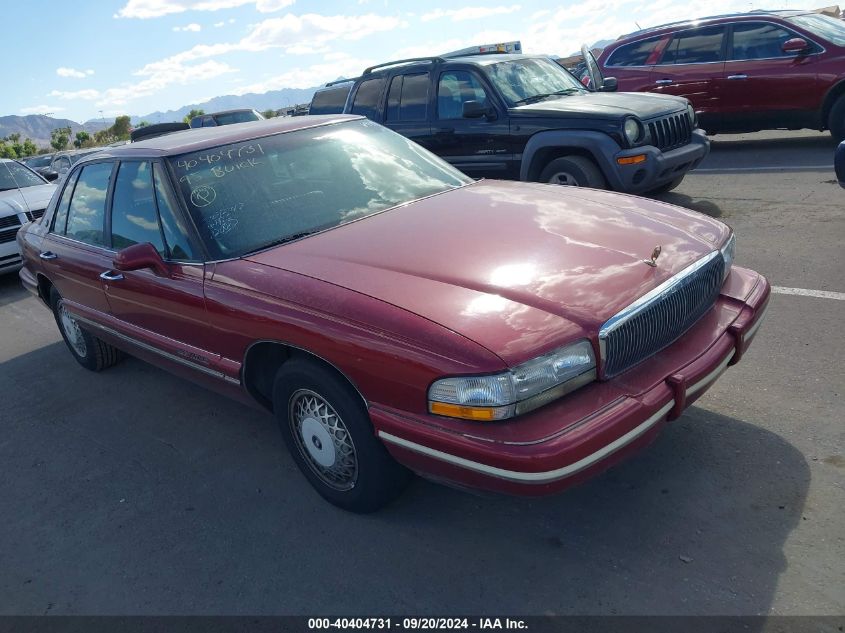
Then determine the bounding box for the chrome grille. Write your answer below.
[0,215,21,244]
[600,251,724,377]
[647,111,693,151]
[28,208,45,221]
[0,215,21,230]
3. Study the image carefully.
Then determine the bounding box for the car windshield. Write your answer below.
[482,57,586,107]
[169,119,472,259]
[787,13,845,46]
[24,155,52,168]
[213,110,263,125]
[0,161,46,191]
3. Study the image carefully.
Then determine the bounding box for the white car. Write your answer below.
[0,159,56,275]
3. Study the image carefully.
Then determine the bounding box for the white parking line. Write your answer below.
[696,165,832,173]
[772,286,845,301]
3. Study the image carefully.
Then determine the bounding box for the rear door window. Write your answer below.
[310,85,351,114]
[606,36,664,66]
[661,26,726,64]
[65,162,113,247]
[386,73,430,122]
[51,169,80,234]
[350,77,385,121]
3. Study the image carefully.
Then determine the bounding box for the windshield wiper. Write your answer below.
[513,88,581,106]
[245,230,318,255]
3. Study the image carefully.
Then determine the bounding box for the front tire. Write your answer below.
[829,96,845,142]
[50,288,123,372]
[540,155,607,189]
[273,357,411,512]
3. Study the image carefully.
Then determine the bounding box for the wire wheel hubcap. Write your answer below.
[289,389,357,491]
[58,302,87,357]
[548,171,580,186]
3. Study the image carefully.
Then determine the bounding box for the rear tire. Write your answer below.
[647,176,684,195]
[540,156,607,189]
[828,95,845,142]
[273,357,411,513]
[50,288,123,372]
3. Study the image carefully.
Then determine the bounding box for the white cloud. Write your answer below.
[20,105,65,115]
[56,67,95,78]
[114,0,293,18]
[49,89,101,100]
[173,22,202,31]
[213,20,225,26]
[421,5,521,22]
[233,53,373,93]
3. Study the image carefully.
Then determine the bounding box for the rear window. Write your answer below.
[310,85,352,115]
[350,78,385,121]
[605,36,663,66]
[213,110,263,126]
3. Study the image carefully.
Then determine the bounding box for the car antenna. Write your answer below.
[635,21,642,29]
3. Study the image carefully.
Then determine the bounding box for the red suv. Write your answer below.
[597,11,845,139]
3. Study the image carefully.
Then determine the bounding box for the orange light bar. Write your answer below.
[429,401,498,421]
[617,154,647,165]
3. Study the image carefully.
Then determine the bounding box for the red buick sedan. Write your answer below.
[16,116,769,512]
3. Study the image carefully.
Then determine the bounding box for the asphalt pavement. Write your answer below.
[0,130,842,616]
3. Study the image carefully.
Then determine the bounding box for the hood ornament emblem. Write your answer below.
[643,245,662,267]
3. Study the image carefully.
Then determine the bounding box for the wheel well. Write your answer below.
[36,274,54,307]
[242,342,366,413]
[821,80,845,129]
[526,146,598,182]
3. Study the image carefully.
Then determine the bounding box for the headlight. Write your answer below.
[687,104,697,127]
[623,118,643,145]
[428,340,597,421]
[720,233,735,282]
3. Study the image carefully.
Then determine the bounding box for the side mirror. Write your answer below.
[42,170,59,182]
[600,77,618,92]
[114,242,168,275]
[782,38,809,54]
[463,100,493,119]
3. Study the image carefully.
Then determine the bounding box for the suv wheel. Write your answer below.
[540,156,606,189]
[273,357,411,513]
[50,288,124,372]
[828,96,845,142]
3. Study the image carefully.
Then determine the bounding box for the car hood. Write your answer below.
[0,184,55,218]
[510,91,687,120]
[245,181,728,366]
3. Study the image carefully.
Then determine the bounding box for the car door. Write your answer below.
[651,25,727,127]
[718,20,821,129]
[382,72,433,148]
[39,161,114,318]
[430,69,511,179]
[100,160,220,370]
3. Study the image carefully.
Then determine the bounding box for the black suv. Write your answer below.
[311,51,709,193]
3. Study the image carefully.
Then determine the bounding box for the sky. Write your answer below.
[4,0,822,123]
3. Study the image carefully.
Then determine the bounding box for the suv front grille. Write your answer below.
[28,208,45,221]
[0,215,21,230]
[599,251,724,377]
[0,215,22,244]
[647,111,693,152]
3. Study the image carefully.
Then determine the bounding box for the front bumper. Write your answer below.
[371,266,769,496]
[612,129,710,194]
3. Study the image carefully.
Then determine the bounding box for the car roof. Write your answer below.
[363,53,544,77]
[88,115,361,159]
[617,9,814,41]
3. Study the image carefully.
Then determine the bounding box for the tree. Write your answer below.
[73,131,91,149]
[136,121,150,128]
[183,109,204,124]
[111,115,132,141]
[21,139,38,157]
[94,129,116,145]
[50,127,71,152]
[262,109,276,119]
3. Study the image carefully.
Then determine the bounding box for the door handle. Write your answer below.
[39,251,57,260]
[655,79,673,85]
[99,270,124,282]
[727,74,748,80]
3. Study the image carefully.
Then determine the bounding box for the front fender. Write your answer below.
[520,130,625,189]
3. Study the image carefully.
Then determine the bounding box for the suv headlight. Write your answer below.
[623,117,643,146]
[720,233,736,282]
[428,340,597,421]
[687,104,697,127]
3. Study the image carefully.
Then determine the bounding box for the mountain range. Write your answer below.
[2,86,321,149]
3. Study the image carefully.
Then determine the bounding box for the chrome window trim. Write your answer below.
[72,313,240,385]
[598,250,722,364]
